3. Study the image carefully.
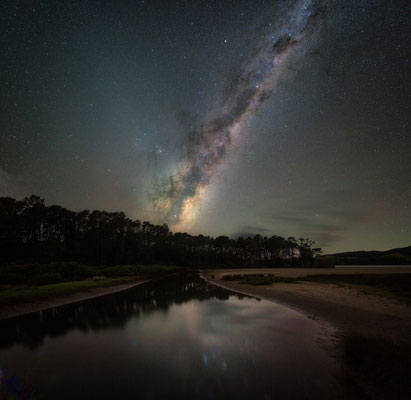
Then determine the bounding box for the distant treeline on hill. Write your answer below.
[0,195,324,267]
[321,246,411,266]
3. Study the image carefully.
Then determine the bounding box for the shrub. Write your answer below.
[54,262,93,279]
[0,272,26,285]
[32,272,65,285]
[222,274,245,281]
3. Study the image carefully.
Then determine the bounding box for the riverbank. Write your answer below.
[201,267,411,344]
[0,277,150,320]
[201,267,411,399]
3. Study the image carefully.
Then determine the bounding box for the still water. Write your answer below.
[0,273,345,399]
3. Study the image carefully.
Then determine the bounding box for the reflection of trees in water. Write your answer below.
[0,273,254,349]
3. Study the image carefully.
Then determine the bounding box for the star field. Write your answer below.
[0,0,410,252]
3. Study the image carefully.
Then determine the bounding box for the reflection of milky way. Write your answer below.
[151,0,329,229]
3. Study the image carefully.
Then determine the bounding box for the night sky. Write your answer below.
[1,0,410,253]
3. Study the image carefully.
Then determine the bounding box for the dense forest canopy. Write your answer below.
[0,195,322,267]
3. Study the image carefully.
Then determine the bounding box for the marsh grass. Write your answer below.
[0,278,133,305]
[222,274,299,285]
[0,263,184,305]
[0,263,183,285]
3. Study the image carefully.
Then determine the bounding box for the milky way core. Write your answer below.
[151,0,329,230]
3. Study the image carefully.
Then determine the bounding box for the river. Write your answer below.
[0,273,347,399]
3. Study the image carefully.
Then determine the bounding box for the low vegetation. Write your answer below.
[0,262,182,286]
[222,274,298,285]
[0,263,183,306]
[0,278,132,305]
[220,273,411,302]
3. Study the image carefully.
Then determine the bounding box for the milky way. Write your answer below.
[2,0,410,251]
[151,0,329,229]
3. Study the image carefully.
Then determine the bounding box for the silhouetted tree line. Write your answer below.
[0,195,322,267]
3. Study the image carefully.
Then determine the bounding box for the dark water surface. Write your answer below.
[0,273,346,399]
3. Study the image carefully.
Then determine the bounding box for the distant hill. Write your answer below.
[321,246,411,265]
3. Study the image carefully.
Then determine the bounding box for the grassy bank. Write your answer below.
[0,263,185,306]
[0,278,139,305]
[221,273,411,302]
[0,262,183,286]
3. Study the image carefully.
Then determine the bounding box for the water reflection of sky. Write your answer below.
[0,275,345,399]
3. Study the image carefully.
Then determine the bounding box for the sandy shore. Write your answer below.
[201,267,411,345]
[0,279,150,320]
